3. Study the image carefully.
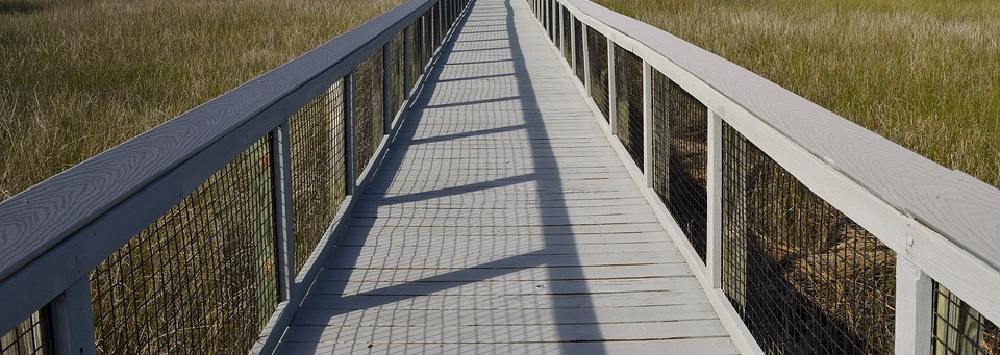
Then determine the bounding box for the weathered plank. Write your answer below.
[273,0,736,352]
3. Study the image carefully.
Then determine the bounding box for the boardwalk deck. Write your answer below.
[274,0,738,353]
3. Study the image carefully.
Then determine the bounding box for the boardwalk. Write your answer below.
[274,0,738,353]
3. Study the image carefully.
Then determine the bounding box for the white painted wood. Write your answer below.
[705,109,723,288]
[606,37,617,134]
[895,257,933,355]
[642,61,652,187]
[343,73,357,195]
[558,0,1000,327]
[271,123,295,302]
[271,1,738,352]
[49,277,96,355]
[581,16,592,95]
[570,13,577,72]
[382,43,392,134]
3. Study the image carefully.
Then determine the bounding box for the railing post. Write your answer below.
[557,3,563,52]
[570,15,576,72]
[895,257,933,355]
[49,277,96,355]
[270,122,294,302]
[706,110,723,287]
[344,72,357,194]
[403,26,411,97]
[642,62,653,187]
[582,23,591,95]
[382,43,392,134]
[607,38,617,134]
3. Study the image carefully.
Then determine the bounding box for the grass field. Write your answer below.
[593,0,1000,188]
[0,0,402,199]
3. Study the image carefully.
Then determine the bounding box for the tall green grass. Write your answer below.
[593,0,1000,188]
[0,0,402,199]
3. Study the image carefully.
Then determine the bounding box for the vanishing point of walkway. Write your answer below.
[275,0,738,353]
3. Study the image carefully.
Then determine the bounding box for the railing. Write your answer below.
[0,0,469,353]
[529,0,1000,354]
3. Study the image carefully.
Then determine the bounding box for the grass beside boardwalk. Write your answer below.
[0,0,402,199]
[593,0,1000,188]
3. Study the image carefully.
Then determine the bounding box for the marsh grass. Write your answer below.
[594,0,1000,188]
[0,0,403,199]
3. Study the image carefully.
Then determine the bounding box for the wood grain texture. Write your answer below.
[561,0,1000,274]
[272,0,736,352]
[0,0,447,285]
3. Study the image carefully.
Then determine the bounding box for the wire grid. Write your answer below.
[407,23,421,94]
[403,21,422,92]
[353,49,384,179]
[932,282,1000,354]
[587,26,609,121]
[289,80,347,274]
[561,6,571,61]
[650,71,709,260]
[391,32,405,118]
[613,44,643,170]
[0,311,50,355]
[89,136,278,354]
[573,17,584,83]
[720,123,897,354]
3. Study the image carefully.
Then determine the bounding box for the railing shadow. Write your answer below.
[281,0,607,352]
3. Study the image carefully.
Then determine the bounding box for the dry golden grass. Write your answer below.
[0,0,403,199]
[593,0,1000,188]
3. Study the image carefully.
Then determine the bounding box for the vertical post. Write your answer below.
[49,277,97,355]
[582,23,591,95]
[642,62,653,187]
[270,122,294,301]
[382,43,392,133]
[570,15,576,72]
[420,15,427,68]
[706,110,723,287]
[895,257,933,355]
[557,3,563,52]
[344,72,357,194]
[607,38,617,134]
[403,26,411,97]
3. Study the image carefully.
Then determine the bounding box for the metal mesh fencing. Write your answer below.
[573,18,584,83]
[0,311,50,355]
[421,13,432,67]
[407,23,421,94]
[353,49,384,179]
[549,0,556,42]
[721,123,896,354]
[391,33,405,118]
[587,27,609,121]
[289,80,347,274]
[651,71,708,260]
[614,44,643,170]
[561,6,571,61]
[933,282,1000,354]
[89,136,278,354]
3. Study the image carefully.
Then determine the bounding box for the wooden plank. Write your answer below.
[318,264,693,282]
[277,339,738,355]
[292,303,718,327]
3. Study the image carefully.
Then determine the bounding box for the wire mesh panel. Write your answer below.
[391,33,405,117]
[421,13,432,67]
[89,136,278,354]
[573,17,584,83]
[933,282,1000,354]
[587,27,609,121]
[548,0,556,42]
[651,71,708,260]
[289,80,347,274]
[720,123,896,354]
[561,6,571,61]
[407,23,421,94]
[0,311,50,355]
[614,44,643,170]
[353,50,384,179]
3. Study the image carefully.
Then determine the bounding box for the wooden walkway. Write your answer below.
[274,0,738,353]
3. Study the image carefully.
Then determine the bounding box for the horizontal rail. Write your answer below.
[0,0,469,349]
[533,0,1000,353]
[559,0,1000,324]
